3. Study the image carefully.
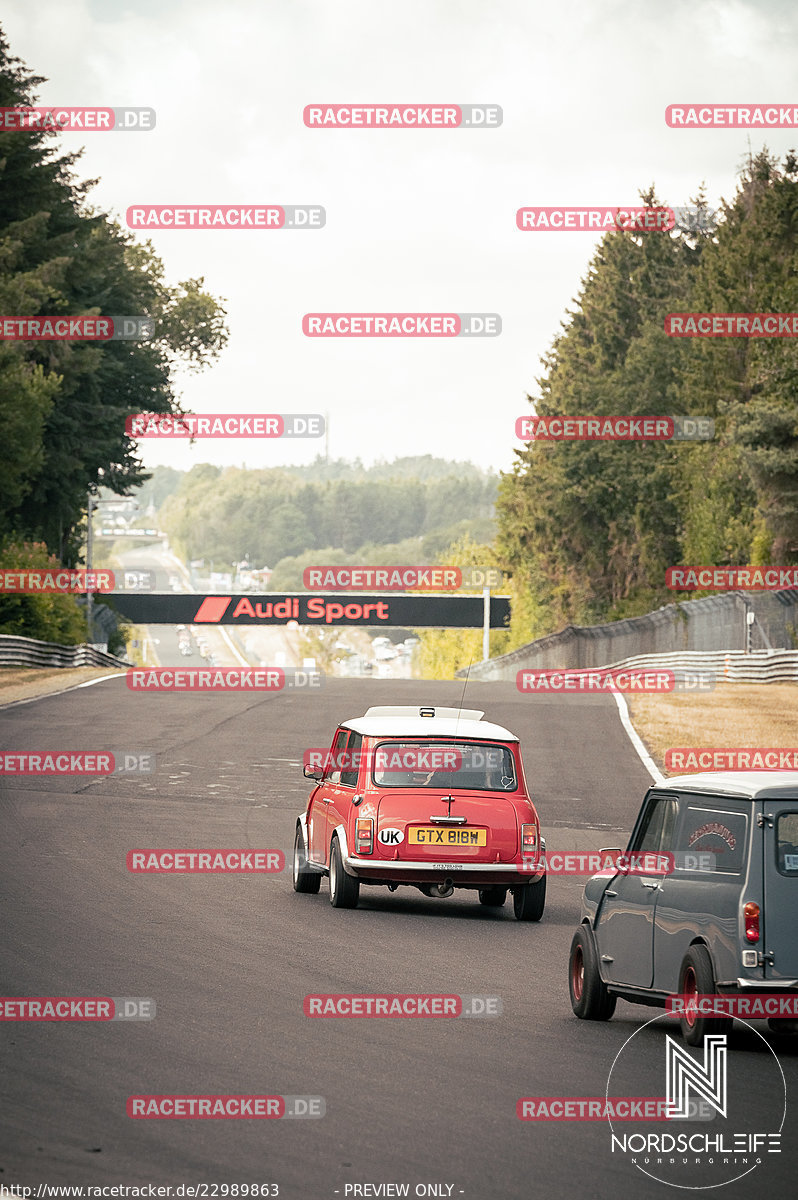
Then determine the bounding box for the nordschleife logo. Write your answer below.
[605,1012,785,1189]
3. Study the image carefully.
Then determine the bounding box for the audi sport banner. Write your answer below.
[110,592,511,628]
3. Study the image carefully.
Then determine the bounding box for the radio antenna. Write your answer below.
[456,657,473,732]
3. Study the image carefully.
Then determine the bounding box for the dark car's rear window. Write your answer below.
[674,802,749,875]
[776,812,798,876]
[372,741,517,791]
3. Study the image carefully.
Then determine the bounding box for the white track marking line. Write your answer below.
[0,671,125,710]
[612,690,664,784]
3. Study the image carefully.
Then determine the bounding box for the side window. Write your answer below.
[340,733,362,788]
[324,728,349,782]
[631,794,677,854]
[674,800,748,874]
[776,812,798,875]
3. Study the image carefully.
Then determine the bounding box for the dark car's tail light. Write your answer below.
[356,817,374,854]
[521,824,538,855]
[743,901,760,943]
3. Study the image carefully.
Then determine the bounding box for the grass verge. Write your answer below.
[627,683,798,773]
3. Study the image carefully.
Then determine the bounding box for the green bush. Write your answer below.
[0,538,87,644]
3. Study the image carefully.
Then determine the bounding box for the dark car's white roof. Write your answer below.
[656,771,798,800]
[341,705,518,742]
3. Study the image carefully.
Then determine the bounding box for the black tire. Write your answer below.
[512,875,546,921]
[329,837,360,909]
[678,945,731,1046]
[292,824,321,894]
[569,926,617,1020]
[478,887,507,907]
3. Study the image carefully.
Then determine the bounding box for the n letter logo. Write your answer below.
[666,1035,727,1119]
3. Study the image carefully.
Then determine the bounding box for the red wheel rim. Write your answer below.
[571,945,584,1001]
[683,965,698,1027]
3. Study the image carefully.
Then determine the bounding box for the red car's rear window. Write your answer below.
[371,740,517,791]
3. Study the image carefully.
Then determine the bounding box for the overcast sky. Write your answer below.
[4,0,798,476]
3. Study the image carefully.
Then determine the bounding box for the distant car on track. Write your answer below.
[292,705,546,919]
[568,771,798,1043]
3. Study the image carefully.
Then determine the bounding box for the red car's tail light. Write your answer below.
[521,824,538,854]
[743,901,760,943]
[356,817,374,854]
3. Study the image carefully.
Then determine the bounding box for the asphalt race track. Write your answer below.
[1,678,796,1198]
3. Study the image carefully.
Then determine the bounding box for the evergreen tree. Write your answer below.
[497,190,703,630]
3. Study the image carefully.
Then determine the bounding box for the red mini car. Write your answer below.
[292,704,546,919]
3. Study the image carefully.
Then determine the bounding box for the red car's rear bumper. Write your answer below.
[344,853,544,885]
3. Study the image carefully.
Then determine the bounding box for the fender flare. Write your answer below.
[332,823,358,876]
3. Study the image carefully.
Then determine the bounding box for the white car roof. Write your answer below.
[656,771,798,800]
[341,705,518,742]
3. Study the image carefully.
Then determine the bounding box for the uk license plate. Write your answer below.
[409,827,487,846]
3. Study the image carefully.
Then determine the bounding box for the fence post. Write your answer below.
[482,587,490,662]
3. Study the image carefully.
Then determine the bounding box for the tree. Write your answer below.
[0,25,228,563]
[158,463,499,568]
[497,188,707,634]
[678,150,798,561]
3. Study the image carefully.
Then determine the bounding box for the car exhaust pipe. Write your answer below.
[417,880,455,898]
